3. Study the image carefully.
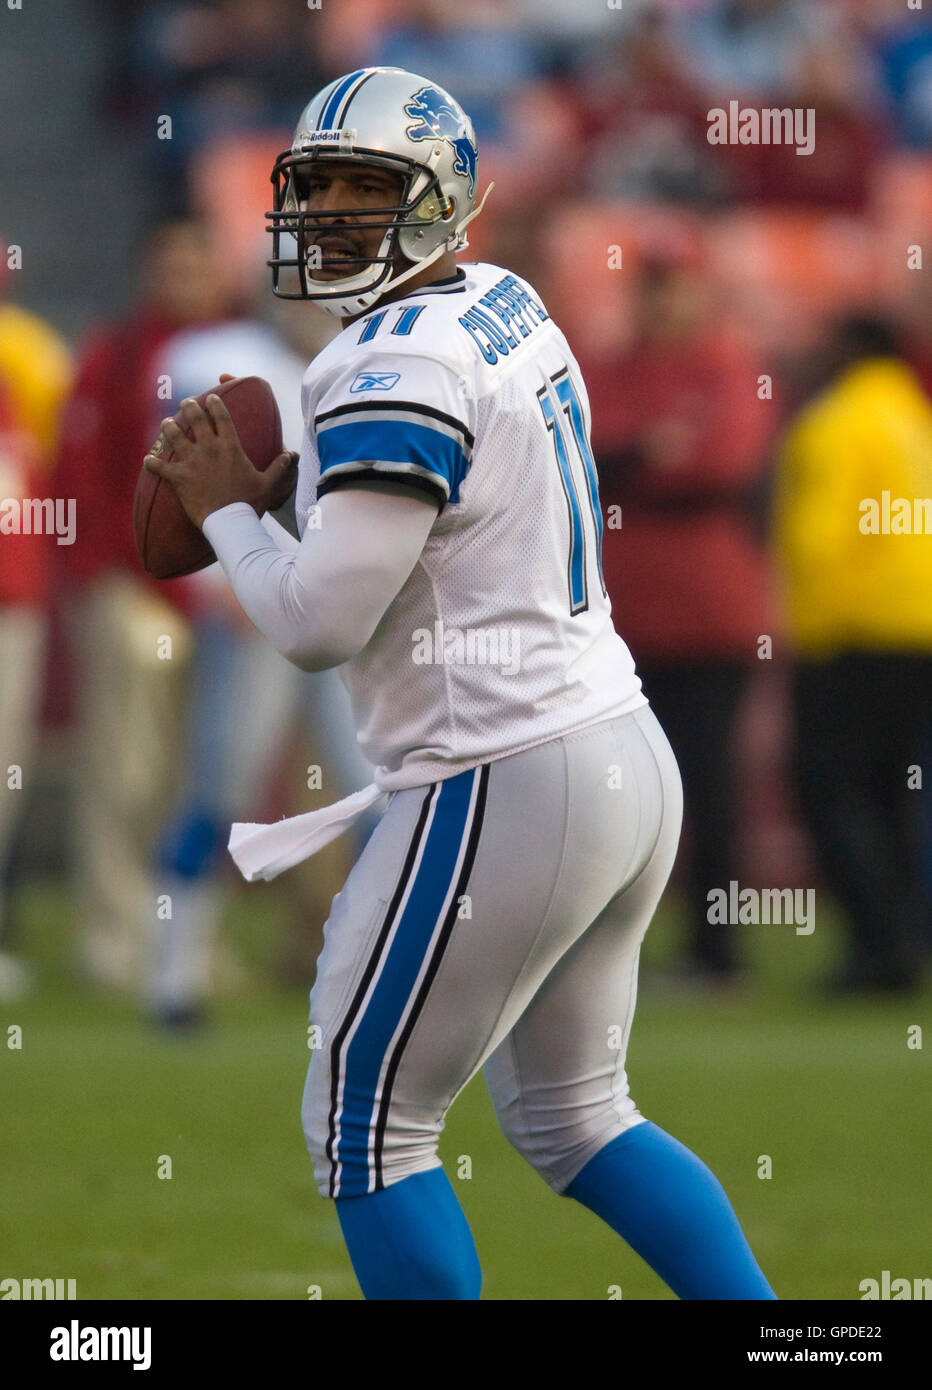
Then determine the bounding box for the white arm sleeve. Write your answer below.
[201,484,438,672]
[267,491,300,542]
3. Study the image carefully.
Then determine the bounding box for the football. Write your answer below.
[133,375,284,580]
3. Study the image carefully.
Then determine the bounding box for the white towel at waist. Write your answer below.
[228,783,387,882]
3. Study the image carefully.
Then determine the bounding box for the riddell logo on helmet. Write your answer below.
[299,128,358,148]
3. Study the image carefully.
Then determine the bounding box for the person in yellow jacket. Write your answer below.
[0,290,72,1002]
[0,300,72,462]
[774,315,932,993]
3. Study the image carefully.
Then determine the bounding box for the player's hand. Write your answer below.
[143,393,298,529]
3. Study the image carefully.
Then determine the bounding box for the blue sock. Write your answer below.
[335,1167,481,1300]
[565,1121,777,1299]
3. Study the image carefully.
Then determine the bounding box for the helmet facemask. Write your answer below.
[267,145,458,315]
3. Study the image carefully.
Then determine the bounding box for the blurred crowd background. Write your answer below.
[1,0,931,1023]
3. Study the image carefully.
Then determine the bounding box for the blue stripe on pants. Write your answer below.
[332,769,478,1197]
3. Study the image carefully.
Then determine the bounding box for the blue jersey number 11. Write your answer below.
[537,367,606,615]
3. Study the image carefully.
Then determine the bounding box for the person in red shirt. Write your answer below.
[52,216,241,991]
[55,216,241,603]
[581,254,777,985]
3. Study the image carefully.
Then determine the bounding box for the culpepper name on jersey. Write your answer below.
[458,273,549,365]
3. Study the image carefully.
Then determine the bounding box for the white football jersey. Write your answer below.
[295,261,646,789]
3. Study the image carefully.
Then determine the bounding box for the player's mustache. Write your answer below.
[310,225,364,252]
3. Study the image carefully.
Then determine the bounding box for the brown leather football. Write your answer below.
[133,375,284,580]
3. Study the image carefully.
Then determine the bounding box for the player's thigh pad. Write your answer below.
[302,706,681,1198]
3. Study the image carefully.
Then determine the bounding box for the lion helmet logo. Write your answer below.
[404,86,477,199]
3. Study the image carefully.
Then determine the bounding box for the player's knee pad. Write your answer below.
[493,1087,646,1195]
[302,1045,443,1199]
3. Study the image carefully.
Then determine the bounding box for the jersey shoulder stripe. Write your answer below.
[315,398,475,448]
[317,416,470,504]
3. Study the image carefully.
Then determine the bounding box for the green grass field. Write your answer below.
[1,881,928,1301]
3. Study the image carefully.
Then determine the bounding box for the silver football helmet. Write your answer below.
[267,67,492,317]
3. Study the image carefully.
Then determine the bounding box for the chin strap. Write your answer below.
[452,181,495,250]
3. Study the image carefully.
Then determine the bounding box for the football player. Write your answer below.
[145,67,776,1300]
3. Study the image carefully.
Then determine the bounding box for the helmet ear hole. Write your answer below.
[442,198,456,222]
[411,186,452,223]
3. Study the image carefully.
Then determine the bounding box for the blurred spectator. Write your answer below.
[146,294,375,1025]
[675,0,829,99]
[372,0,545,143]
[867,1,932,149]
[52,216,239,993]
[115,0,324,208]
[774,313,932,993]
[0,297,73,465]
[582,253,777,985]
[579,8,727,206]
[710,25,888,209]
[0,280,71,1000]
[903,274,932,400]
[515,0,622,77]
[0,382,41,1002]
